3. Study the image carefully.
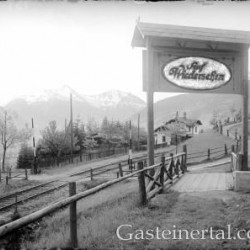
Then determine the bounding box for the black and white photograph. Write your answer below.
[0,0,250,249]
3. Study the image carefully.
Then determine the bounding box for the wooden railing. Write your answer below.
[138,152,186,203]
[0,151,187,246]
[186,143,239,165]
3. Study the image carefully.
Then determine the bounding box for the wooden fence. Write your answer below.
[0,152,187,247]
[0,168,28,184]
[186,143,239,165]
[138,152,186,203]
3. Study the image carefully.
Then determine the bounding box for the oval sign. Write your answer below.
[162,57,231,90]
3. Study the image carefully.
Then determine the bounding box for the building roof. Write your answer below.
[131,22,250,48]
[154,125,171,133]
[166,117,202,127]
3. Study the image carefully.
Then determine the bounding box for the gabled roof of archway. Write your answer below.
[131,22,250,48]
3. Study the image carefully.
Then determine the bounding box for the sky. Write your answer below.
[0,1,250,105]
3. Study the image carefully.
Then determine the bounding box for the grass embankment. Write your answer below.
[22,187,250,250]
[21,179,138,249]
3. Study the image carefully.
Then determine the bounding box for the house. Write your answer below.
[154,112,203,146]
[154,125,171,146]
[166,112,203,136]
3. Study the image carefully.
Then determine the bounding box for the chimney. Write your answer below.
[183,112,187,119]
[176,111,179,120]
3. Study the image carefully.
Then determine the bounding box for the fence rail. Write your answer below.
[0,151,187,244]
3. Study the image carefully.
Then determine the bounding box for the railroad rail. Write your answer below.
[0,148,176,215]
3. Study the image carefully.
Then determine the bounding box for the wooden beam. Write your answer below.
[242,46,249,171]
[146,38,154,166]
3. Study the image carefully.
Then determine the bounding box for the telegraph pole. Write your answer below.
[137,114,140,151]
[128,120,133,172]
[31,117,37,174]
[70,93,73,164]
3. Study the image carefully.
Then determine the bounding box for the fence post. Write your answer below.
[159,156,165,194]
[69,182,78,248]
[25,168,28,180]
[0,168,1,182]
[9,168,11,178]
[238,153,244,171]
[231,145,235,153]
[182,144,187,172]
[227,129,229,137]
[137,161,147,206]
[6,176,8,185]
[236,140,239,152]
[207,149,210,161]
[224,144,228,156]
[169,153,174,180]
[15,192,18,214]
[118,163,123,177]
[128,159,133,173]
[90,168,93,181]
[235,131,238,140]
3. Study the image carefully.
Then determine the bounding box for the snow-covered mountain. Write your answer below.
[5,86,146,132]
[84,89,145,109]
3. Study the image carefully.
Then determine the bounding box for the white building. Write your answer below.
[154,125,171,146]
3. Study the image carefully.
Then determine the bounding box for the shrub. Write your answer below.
[17,144,33,169]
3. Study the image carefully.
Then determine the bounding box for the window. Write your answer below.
[162,136,166,142]
[195,126,197,133]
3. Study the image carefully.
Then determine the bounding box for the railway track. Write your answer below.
[0,148,175,215]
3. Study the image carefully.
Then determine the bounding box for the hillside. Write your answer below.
[132,93,242,130]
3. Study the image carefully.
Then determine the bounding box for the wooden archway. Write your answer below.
[132,22,250,170]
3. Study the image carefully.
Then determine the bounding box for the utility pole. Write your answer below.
[128,120,133,172]
[65,118,67,134]
[137,114,140,151]
[1,111,7,172]
[70,93,73,164]
[31,117,37,174]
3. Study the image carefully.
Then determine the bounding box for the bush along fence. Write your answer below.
[0,151,187,247]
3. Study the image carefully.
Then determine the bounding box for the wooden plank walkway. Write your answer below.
[171,161,233,192]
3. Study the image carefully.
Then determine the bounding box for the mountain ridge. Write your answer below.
[5,87,147,133]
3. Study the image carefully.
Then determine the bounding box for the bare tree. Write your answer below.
[0,109,31,171]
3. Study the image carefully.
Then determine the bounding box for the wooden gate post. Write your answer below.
[137,161,147,206]
[69,182,78,248]
[159,156,165,194]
